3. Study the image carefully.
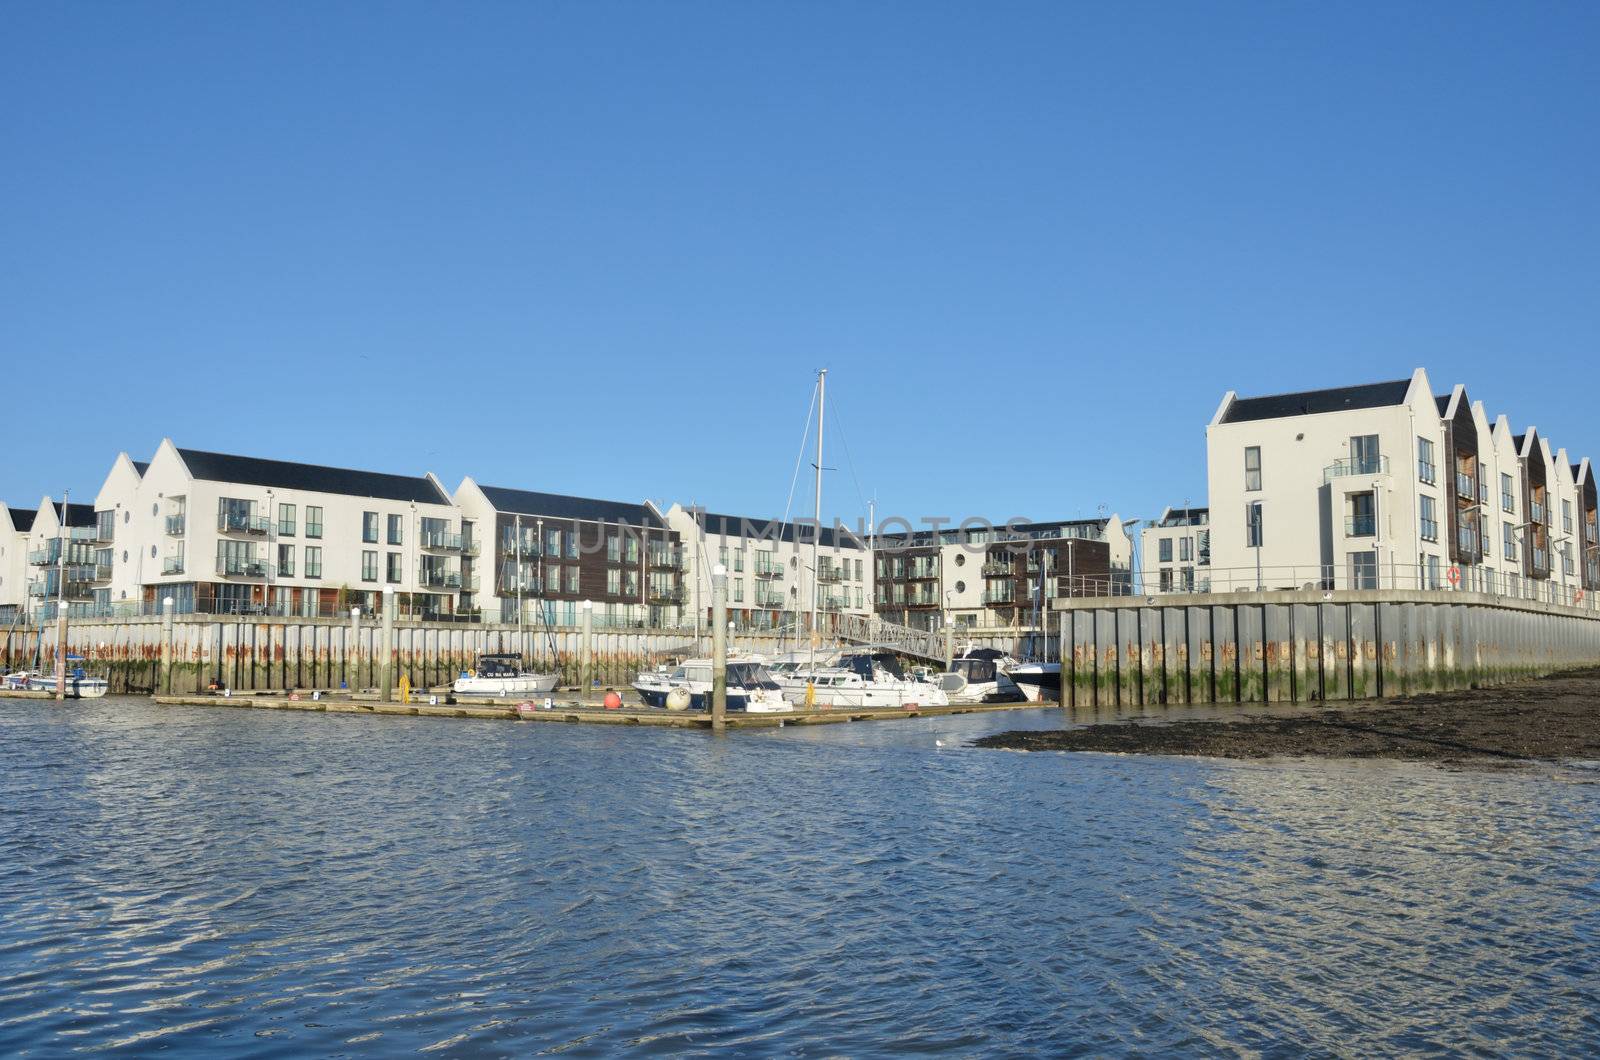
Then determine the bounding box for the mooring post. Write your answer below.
[348,606,360,689]
[944,615,955,671]
[711,564,728,732]
[160,597,175,694]
[580,600,593,692]
[380,589,395,701]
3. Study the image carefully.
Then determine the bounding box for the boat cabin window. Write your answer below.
[956,658,998,683]
[687,666,712,684]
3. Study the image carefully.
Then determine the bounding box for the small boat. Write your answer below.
[3,670,36,692]
[452,654,559,697]
[1007,661,1061,703]
[938,647,1025,704]
[24,657,109,699]
[779,650,950,709]
[632,659,792,712]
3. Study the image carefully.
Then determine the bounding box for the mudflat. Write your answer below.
[976,668,1600,765]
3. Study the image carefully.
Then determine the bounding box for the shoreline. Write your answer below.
[975,668,1600,765]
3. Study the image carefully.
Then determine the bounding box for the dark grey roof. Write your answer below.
[1157,507,1209,527]
[1221,379,1411,423]
[54,502,97,528]
[177,448,449,504]
[132,461,150,477]
[695,512,863,549]
[1434,394,1451,415]
[480,485,664,528]
[8,507,37,532]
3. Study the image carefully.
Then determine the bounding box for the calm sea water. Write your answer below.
[1,698,1597,1057]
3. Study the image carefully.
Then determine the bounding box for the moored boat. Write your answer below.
[632,659,792,712]
[453,654,559,697]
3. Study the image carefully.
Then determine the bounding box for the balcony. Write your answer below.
[1531,502,1548,526]
[1323,456,1390,483]
[648,549,683,570]
[162,556,185,575]
[165,514,186,536]
[648,586,685,604]
[982,590,1015,605]
[1532,548,1550,574]
[822,594,851,610]
[422,531,465,552]
[1455,472,1477,501]
[754,564,783,579]
[816,568,843,583]
[498,576,541,595]
[218,513,271,536]
[90,563,113,583]
[756,593,786,608]
[980,561,1012,576]
[215,556,269,578]
[419,567,462,589]
[1457,526,1481,559]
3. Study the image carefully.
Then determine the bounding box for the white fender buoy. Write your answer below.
[665,687,691,712]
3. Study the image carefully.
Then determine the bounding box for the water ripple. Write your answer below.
[0,699,1596,1055]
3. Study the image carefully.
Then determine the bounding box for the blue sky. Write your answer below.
[3,3,1595,528]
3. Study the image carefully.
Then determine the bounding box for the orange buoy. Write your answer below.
[603,691,623,710]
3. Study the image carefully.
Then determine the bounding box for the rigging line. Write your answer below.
[827,394,868,514]
[780,377,818,527]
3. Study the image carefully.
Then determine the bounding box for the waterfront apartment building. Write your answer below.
[453,479,685,629]
[1206,368,1599,601]
[20,497,100,621]
[1141,507,1211,593]
[90,440,468,618]
[872,517,1135,631]
[0,504,38,625]
[661,506,875,632]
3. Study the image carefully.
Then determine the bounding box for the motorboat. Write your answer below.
[937,647,1025,704]
[1007,661,1061,703]
[632,659,793,712]
[779,650,949,709]
[452,654,560,697]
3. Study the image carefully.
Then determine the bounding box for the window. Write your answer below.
[1419,495,1438,542]
[625,535,639,563]
[361,551,378,582]
[1350,552,1378,590]
[1244,447,1262,491]
[306,506,323,538]
[1427,554,1441,590]
[96,510,115,542]
[1348,492,1375,537]
[1245,502,1264,548]
[734,578,745,603]
[386,552,402,583]
[1158,538,1173,563]
[546,528,561,557]
[1351,435,1381,475]
[606,532,620,562]
[623,570,639,596]
[387,514,403,546]
[564,531,578,559]
[733,547,744,572]
[565,567,579,593]
[362,512,379,543]
[305,546,322,579]
[1501,473,1515,513]
[1563,500,1573,534]
[1503,523,1517,562]
[607,569,621,595]
[1158,569,1172,592]
[1180,567,1195,591]
[1179,537,1193,561]
[277,544,294,577]
[1417,437,1436,484]
[855,559,863,581]
[279,503,296,537]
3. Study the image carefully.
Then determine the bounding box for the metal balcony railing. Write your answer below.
[1323,456,1390,483]
[756,593,786,608]
[754,564,783,578]
[816,568,843,583]
[1455,473,1476,501]
[90,563,112,583]
[648,586,685,604]
[215,556,269,577]
[980,561,1012,576]
[419,568,462,589]
[422,531,465,552]
[218,513,271,535]
[1457,527,1480,557]
[648,549,683,570]
[165,514,186,536]
[162,556,185,575]
[1531,502,1547,526]
[982,590,1015,605]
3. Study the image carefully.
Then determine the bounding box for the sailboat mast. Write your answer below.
[811,369,826,671]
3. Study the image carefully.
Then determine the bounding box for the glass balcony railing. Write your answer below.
[421,531,465,552]
[823,595,851,610]
[648,586,684,604]
[162,556,185,575]
[1457,527,1480,557]
[754,563,783,578]
[215,556,269,577]
[1323,456,1390,483]
[217,513,271,535]
[1531,502,1547,526]
[165,514,186,536]
[648,549,683,570]
[1455,473,1476,501]
[982,590,1015,605]
[816,568,843,583]
[1532,548,1549,572]
[981,561,1012,576]
[756,593,786,608]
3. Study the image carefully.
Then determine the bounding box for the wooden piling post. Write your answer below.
[160,597,174,694]
[711,564,727,731]
[380,589,395,701]
[580,600,593,691]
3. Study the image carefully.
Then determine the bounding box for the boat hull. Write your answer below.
[1008,664,1061,703]
[634,687,790,712]
[452,674,560,697]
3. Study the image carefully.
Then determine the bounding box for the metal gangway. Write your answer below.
[832,613,945,663]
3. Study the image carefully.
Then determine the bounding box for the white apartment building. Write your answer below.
[0,504,39,625]
[1141,507,1210,593]
[874,517,1135,631]
[661,505,875,631]
[95,440,467,617]
[19,497,101,621]
[1206,368,1598,602]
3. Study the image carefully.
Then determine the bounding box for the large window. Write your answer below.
[306,506,323,538]
[1503,523,1517,562]
[1350,552,1378,589]
[387,514,403,546]
[1158,538,1172,563]
[1351,435,1381,475]
[1501,474,1516,513]
[546,528,561,557]
[277,544,294,577]
[1348,492,1375,537]
[1417,437,1436,484]
[278,503,296,537]
[305,546,322,579]
[1245,502,1264,548]
[606,569,621,595]
[386,552,402,583]
[1244,447,1262,491]
[1419,495,1438,542]
[1179,537,1193,561]
[1563,500,1573,534]
[565,567,579,593]
[362,512,379,544]
[361,550,378,582]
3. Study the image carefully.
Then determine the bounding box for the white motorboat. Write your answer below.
[23,658,109,699]
[938,647,1025,704]
[1007,661,1061,703]
[632,659,792,712]
[779,650,949,709]
[452,654,560,697]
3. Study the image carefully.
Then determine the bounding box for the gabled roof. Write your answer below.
[695,512,859,548]
[480,485,664,528]
[1434,394,1451,415]
[1220,378,1411,424]
[176,448,450,504]
[51,502,97,528]
[132,461,150,477]
[8,507,38,532]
